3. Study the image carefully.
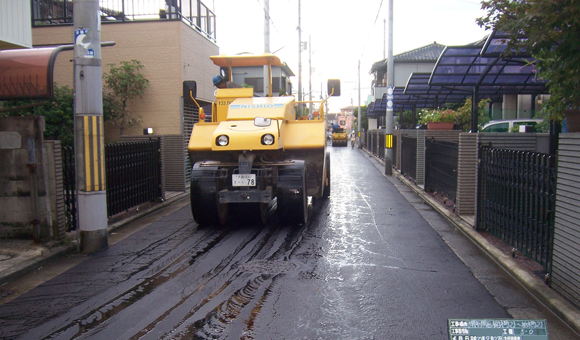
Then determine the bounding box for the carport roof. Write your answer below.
[428,45,547,96]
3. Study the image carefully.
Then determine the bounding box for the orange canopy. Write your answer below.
[210,54,283,67]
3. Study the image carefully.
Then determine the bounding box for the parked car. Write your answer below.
[481,119,544,132]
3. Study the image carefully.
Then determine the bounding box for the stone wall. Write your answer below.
[0,117,54,240]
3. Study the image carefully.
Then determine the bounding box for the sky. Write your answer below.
[210,0,490,113]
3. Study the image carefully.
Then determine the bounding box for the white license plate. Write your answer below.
[232,174,256,186]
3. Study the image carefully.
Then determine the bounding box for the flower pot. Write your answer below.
[427,122,454,130]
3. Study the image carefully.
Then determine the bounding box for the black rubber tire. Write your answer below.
[190,179,218,226]
[277,161,308,225]
[190,165,228,227]
[323,152,331,199]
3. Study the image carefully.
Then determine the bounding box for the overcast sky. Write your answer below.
[210,0,489,112]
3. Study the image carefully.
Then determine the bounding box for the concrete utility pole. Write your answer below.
[73,0,108,253]
[297,0,302,113]
[358,60,361,142]
[263,0,270,96]
[308,35,312,115]
[385,0,394,176]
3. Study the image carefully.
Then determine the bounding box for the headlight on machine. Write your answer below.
[261,134,275,145]
[216,135,229,146]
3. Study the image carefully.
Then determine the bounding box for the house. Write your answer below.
[27,0,217,192]
[368,42,446,129]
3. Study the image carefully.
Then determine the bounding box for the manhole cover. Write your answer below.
[240,260,299,274]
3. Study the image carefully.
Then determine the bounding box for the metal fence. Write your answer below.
[425,140,458,201]
[477,147,556,270]
[400,136,417,179]
[62,146,77,232]
[31,0,216,42]
[62,139,162,230]
[105,140,162,216]
[366,130,386,160]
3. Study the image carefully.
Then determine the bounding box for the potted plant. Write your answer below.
[419,109,457,130]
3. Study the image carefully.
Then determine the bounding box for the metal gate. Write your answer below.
[425,140,458,201]
[477,147,556,270]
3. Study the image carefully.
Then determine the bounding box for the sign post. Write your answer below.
[73,0,108,253]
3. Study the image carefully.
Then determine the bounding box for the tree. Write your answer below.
[353,105,368,131]
[0,85,75,147]
[477,0,580,120]
[455,98,491,132]
[103,60,150,135]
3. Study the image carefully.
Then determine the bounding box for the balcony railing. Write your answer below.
[31,0,216,42]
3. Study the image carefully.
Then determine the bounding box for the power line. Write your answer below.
[359,0,385,60]
[255,0,283,39]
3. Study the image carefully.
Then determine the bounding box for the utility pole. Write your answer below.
[263,0,270,96]
[73,0,108,252]
[383,19,386,60]
[358,60,361,143]
[385,0,394,176]
[309,35,312,116]
[297,0,302,114]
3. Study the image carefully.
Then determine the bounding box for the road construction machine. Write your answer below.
[186,54,340,226]
[331,125,348,147]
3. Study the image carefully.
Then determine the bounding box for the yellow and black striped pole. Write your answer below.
[81,115,106,192]
[73,0,108,253]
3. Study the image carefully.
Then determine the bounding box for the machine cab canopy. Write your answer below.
[210,54,285,98]
[210,54,284,68]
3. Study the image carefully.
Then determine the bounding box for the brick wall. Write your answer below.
[32,20,218,139]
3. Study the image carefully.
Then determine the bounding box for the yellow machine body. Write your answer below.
[186,54,339,226]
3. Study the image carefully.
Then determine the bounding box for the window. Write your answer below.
[244,78,263,92]
[482,122,509,132]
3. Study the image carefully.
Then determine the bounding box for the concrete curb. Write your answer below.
[107,192,189,233]
[0,242,76,286]
[363,148,580,335]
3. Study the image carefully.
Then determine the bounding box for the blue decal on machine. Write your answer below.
[229,103,285,109]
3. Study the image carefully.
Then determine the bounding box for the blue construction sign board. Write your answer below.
[448,319,548,340]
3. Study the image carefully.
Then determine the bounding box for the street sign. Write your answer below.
[448,319,548,340]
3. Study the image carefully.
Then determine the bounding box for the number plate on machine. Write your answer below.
[232,174,256,186]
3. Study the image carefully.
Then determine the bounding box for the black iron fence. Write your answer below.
[105,140,162,216]
[62,146,77,232]
[62,139,162,230]
[425,140,458,201]
[366,130,386,160]
[401,136,417,179]
[477,147,556,271]
[31,0,216,42]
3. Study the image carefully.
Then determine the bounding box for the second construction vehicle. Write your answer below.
[186,54,340,226]
[331,125,348,147]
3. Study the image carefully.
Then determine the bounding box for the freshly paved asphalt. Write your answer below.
[0,145,578,339]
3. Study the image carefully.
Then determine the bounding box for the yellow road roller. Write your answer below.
[186,54,340,226]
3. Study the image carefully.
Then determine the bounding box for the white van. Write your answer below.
[481,119,544,132]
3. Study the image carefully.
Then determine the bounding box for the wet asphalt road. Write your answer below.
[0,145,578,339]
